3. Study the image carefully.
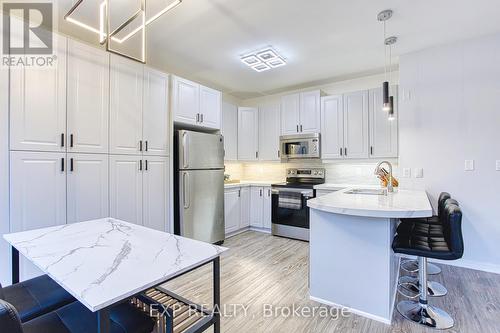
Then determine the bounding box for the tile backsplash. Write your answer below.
[225,160,399,185]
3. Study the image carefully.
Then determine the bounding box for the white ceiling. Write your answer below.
[57,0,500,100]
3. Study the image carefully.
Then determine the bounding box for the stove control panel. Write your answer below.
[286,168,325,179]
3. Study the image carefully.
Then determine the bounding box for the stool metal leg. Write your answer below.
[398,276,448,297]
[401,259,442,275]
[397,257,454,329]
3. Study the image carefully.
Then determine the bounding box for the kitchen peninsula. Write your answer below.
[307,188,432,324]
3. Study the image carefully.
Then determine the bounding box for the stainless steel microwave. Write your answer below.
[280,133,320,161]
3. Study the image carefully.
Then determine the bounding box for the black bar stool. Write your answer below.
[399,192,451,275]
[392,201,464,329]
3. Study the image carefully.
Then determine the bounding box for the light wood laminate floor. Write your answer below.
[163,231,500,333]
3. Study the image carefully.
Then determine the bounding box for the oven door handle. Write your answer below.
[272,188,314,198]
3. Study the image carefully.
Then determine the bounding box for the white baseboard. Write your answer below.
[398,254,500,275]
[249,226,271,234]
[225,226,272,239]
[309,295,392,325]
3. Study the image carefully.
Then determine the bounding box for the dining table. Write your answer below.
[4,217,227,333]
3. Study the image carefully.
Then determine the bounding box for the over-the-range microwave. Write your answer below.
[280,133,320,162]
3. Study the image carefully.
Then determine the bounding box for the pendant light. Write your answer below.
[378,10,393,111]
[386,35,397,120]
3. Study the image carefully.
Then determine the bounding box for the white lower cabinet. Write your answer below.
[67,153,109,224]
[110,155,169,231]
[224,188,241,234]
[250,187,264,228]
[240,187,250,228]
[10,151,66,280]
[262,187,272,229]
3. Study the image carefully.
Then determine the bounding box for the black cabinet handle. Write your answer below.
[70,134,74,148]
[268,189,271,196]
[139,140,143,152]
[260,189,262,197]
[200,114,204,123]
[196,113,200,122]
[139,160,143,171]
[145,141,148,152]
[61,158,65,172]
[296,125,299,133]
[238,189,241,197]
[300,124,303,132]
[145,160,148,171]
[278,150,280,158]
[340,148,343,156]
[256,151,258,159]
[61,133,65,147]
[370,146,373,155]
[70,158,74,172]
[344,147,347,156]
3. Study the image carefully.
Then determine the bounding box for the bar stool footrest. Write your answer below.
[397,300,454,329]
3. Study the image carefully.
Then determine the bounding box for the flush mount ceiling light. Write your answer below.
[64,0,182,63]
[241,47,286,72]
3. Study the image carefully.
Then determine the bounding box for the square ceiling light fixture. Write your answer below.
[241,47,287,72]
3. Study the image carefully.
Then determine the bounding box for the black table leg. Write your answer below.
[12,247,19,284]
[213,256,220,333]
[97,308,110,333]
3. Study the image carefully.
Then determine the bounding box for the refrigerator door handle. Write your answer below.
[182,131,189,168]
[183,172,190,209]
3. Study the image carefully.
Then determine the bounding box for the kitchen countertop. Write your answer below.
[307,187,432,218]
[224,180,281,188]
[4,218,227,312]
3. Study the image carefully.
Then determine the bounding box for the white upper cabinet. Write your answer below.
[224,188,240,235]
[321,95,344,159]
[299,90,321,134]
[110,55,143,155]
[369,87,398,158]
[143,67,169,156]
[222,102,238,161]
[199,85,221,129]
[237,107,259,161]
[343,90,369,159]
[142,156,169,232]
[109,155,143,225]
[281,93,301,135]
[67,153,109,224]
[259,103,281,161]
[281,90,321,135]
[10,35,67,152]
[67,40,109,154]
[172,76,199,126]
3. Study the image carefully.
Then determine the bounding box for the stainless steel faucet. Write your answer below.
[374,161,394,193]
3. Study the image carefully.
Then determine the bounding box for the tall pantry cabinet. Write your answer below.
[8,37,170,281]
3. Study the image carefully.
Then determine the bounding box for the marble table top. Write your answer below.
[4,218,227,312]
[307,188,433,218]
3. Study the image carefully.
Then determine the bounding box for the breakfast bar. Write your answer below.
[307,188,432,324]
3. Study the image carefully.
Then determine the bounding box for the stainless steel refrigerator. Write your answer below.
[174,130,225,244]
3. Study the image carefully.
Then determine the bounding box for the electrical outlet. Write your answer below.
[496,160,500,171]
[465,160,475,171]
[402,168,411,178]
[415,168,424,178]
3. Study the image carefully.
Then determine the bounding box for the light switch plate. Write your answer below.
[402,168,411,178]
[415,168,424,178]
[496,160,500,171]
[465,160,474,171]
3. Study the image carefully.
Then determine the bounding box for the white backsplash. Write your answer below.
[225,160,400,185]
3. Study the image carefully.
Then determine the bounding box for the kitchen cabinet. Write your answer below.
[143,67,169,156]
[67,153,109,223]
[224,188,241,234]
[10,151,66,280]
[222,102,238,161]
[10,35,67,152]
[321,95,344,159]
[262,186,272,229]
[369,87,398,158]
[142,156,169,232]
[172,75,222,130]
[109,155,143,225]
[67,40,109,154]
[110,55,144,155]
[237,107,258,161]
[172,76,200,126]
[343,90,369,158]
[250,187,264,228]
[281,90,321,135]
[240,187,250,228]
[200,85,222,129]
[259,104,281,161]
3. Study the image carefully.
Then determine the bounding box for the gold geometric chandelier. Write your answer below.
[64,0,182,63]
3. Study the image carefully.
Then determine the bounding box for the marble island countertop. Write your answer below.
[307,187,433,218]
[4,218,227,312]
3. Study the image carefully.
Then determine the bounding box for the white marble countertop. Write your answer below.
[224,180,281,188]
[4,218,227,312]
[307,188,432,218]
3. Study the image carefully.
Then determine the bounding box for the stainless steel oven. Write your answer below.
[280,133,320,161]
[271,168,325,241]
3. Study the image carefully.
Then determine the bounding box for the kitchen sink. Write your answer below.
[344,188,388,196]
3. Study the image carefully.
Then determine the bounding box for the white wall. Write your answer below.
[399,33,500,273]
[0,62,10,285]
